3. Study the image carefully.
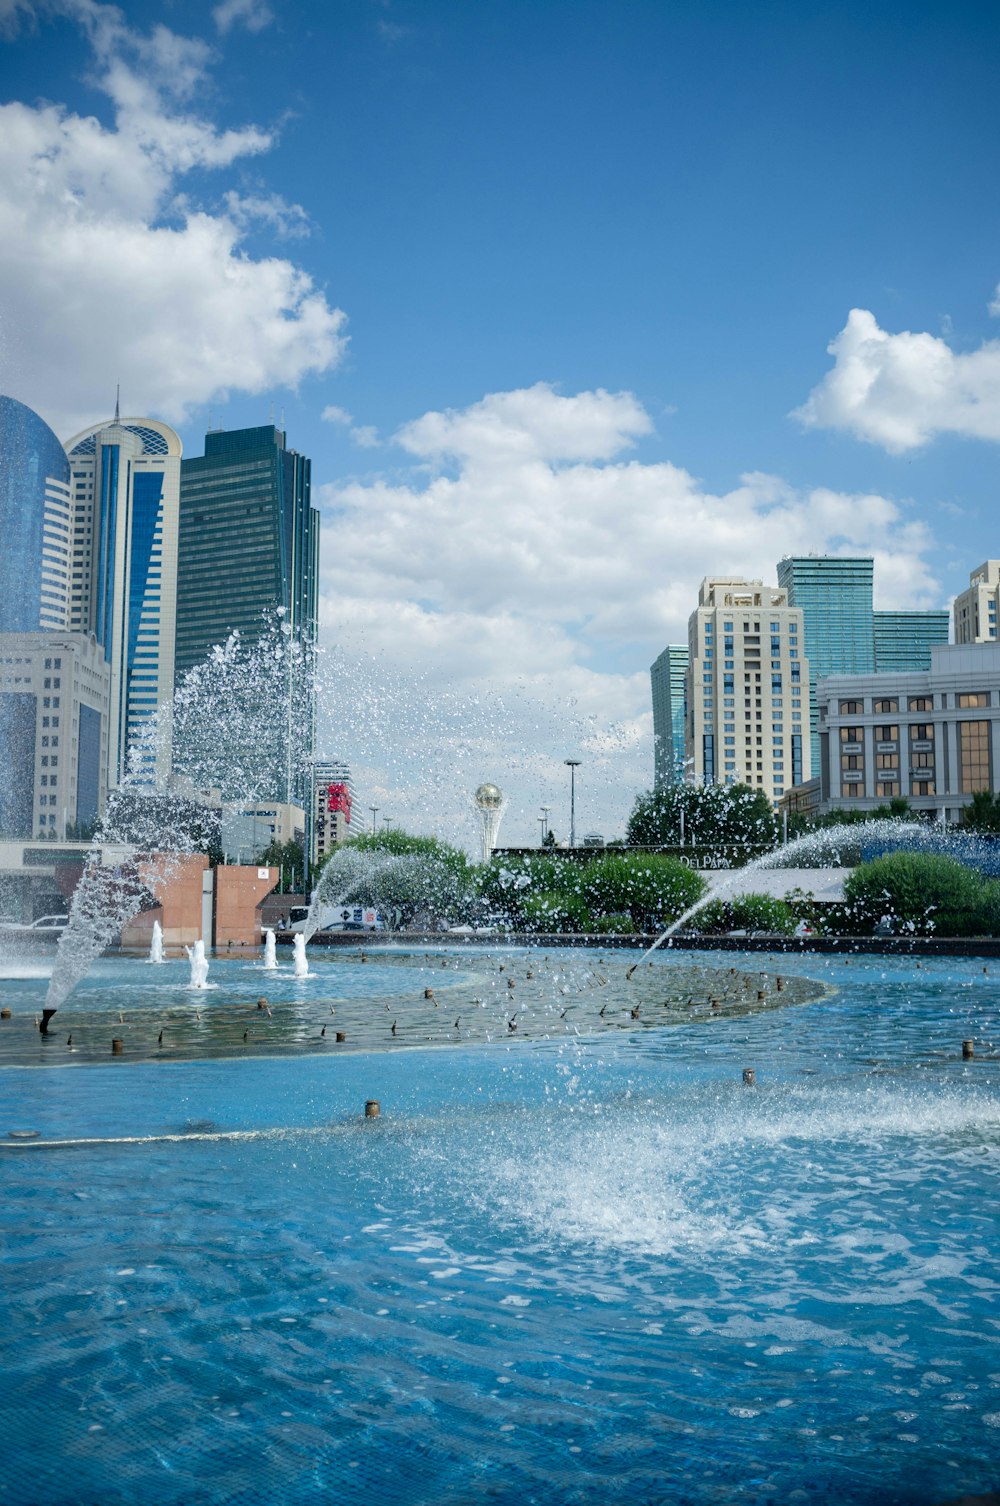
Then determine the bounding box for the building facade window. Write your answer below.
[908,696,933,712]
[959,720,991,793]
[958,693,988,708]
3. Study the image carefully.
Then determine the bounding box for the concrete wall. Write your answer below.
[215,866,278,948]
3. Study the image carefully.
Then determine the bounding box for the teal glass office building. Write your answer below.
[777,557,875,770]
[176,425,320,802]
[874,611,949,672]
[650,644,687,785]
[777,557,950,773]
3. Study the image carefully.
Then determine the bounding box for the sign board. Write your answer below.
[257,868,270,879]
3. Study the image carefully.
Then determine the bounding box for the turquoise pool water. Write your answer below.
[2,947,999,1505]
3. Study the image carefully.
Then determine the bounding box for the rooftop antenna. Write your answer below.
[114,383,120,424]
[279,406,285,431]
[268,401,275,424]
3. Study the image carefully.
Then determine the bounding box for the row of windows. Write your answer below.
[838,693,988,714]
[841,724,935,742]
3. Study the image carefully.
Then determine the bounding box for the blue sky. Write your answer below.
[3,0,1000,843]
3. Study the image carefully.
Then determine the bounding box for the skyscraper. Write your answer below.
[650,645,687,785]
[953,562,1000,643]
[0,396,111,839]
[777,556,949,773]
[776,556,874,771]
[687,578,809,800]
[874,610,949,672]
[176,424,320,803]
[63,414,182,788]
[312,758,353,864]
[0,395,72,632]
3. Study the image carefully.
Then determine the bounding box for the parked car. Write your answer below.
[0,914,71,938]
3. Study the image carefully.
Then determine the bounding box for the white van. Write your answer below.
[287,904,384,933]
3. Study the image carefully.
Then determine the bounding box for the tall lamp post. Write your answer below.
[564,760,581,848]
[540,805,550,844]
[369,805,379,833]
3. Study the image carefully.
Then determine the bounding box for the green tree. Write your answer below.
[962,790,1000,834]
[812,795,912,830]
[258,838,305,892]
[626,783,778,849]
[335,828,476,927]
[843,851,1000,936]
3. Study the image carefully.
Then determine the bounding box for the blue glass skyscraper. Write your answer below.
[64,415,182,788]
[650,644,688,784]
[0,395,72,632]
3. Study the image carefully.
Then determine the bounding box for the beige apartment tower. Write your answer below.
[686,578,810,801]
[954,562,1000,644]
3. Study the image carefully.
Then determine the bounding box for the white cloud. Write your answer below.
[396,382,652,466]
[317,383,943,844]
[0,0,346,433]
[223,189,310,239]
[320,408,379,448]
[213,0,274,35]
[795,305,1000,453]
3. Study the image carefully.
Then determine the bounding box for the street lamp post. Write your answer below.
[540,805,550,843]
[564,760,581,848]
[369,805,379,833]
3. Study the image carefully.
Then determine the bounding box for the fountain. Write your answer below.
[626,816,933,977]
[2,936,999,1505]
[9,621,1000,1503]
[292,933,311,978]
[185,938,210,989]
[40,619,314,1029]
[148,919,164,964]
[262,928,277,969]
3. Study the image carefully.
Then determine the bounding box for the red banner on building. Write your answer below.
[327,782,352,823]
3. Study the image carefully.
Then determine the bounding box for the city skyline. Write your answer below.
[3,1,1000,843]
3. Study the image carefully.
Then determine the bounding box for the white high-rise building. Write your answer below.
[953,562,1000,644]
[63,415,181,789]
[686,577,810,802]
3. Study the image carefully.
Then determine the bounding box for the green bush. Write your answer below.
[478,854,584,929]
[581,852,706,931]
[589,911,636,934]
[843,851,1000,936]
[687,892,795,935]
[520,888,591,932]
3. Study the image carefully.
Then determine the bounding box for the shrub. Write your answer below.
[581,852,706,931]
[589,911,636,934]
[478,854,584,929]
[520,888,591,932]
[687,892,795,935]
[843,851,1000,936]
